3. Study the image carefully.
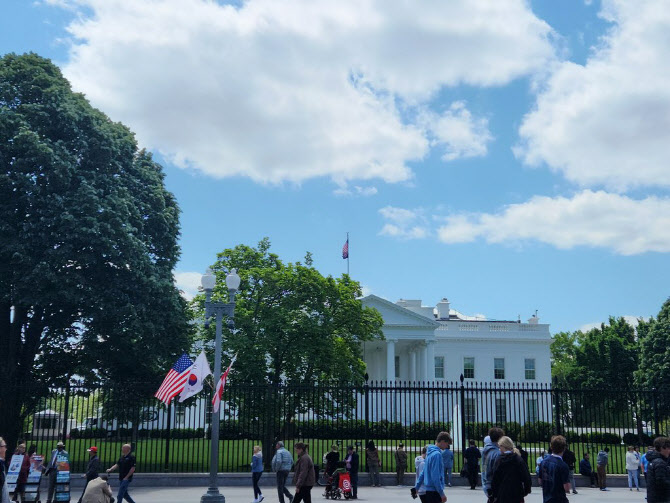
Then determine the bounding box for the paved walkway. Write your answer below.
[114,484,647,503]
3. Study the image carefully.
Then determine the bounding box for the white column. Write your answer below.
[409,349,416,382]
[426,340,435,381]
[419,343,428,381]
[386,339,396,383]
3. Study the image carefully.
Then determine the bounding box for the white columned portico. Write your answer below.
[386,339,396,382]
[409,348,417,382]
[426,340,435,381]
[419,343,428,381]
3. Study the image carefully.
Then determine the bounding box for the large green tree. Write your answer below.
[635,298,670,420]
[0,53,190,448]
[194,238,384,461]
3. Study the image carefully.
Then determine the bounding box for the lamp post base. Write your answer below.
[201,487,226,503]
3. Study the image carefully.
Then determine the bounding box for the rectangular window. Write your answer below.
[526,398,538,423]
[435,356,445,379]
[464,397,476,422]
[525,358,536,380]
[463,357,475,379]
[394,355,400,379]
[495,398,507,424]
[175,403,186,426]
[494,358,505,379]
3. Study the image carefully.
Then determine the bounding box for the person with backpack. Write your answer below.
[596,447,609,491]
[412,432,451,503]
[490,436,531,503]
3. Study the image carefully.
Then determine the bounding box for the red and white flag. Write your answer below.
[212,355,237,413]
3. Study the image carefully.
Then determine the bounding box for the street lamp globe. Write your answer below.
[201,268,216,292]
[225,268,240,292]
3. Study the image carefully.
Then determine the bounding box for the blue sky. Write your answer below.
[3,0,669,333]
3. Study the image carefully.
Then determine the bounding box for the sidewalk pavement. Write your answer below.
[105,484,648,503]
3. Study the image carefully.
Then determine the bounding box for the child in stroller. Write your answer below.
[323,464,352,499]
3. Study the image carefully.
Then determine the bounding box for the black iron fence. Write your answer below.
[12,380,669,475]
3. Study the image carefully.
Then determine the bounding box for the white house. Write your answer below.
[361,295,553,427]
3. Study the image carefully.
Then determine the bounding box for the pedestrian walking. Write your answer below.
[412,432,450,503]
[78,446,101,503]
[626,445,641,492]
[414,447,428,503]
[646,437,670,503]
[365,441,381,487]
[482,427,504,498]
[463,440,481,490]
[271,441,294,503]
[345,446,359,499]
[251,445,264,503]
[12,442,30,502]
[562,444,577,495]
[293,443,315,503]
[106,443,136,503]
[596,447,609,491]
[1,438,9,503]
[538,435,570,503]
[441,444,453,488]
[395,443,408,486]
[643,445,655,484]
[578,452,597,487]
[44,441,68,503]
[490,436,531,503]
[517,444,529,469]
[81,474,113,503]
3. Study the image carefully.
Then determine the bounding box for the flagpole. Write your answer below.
[347,232,350,276]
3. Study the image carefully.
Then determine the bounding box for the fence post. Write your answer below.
[552,378,562,436]
[652,388,660,436]
[61,380,71,443]
[459,374,466,453]
[164,401,172,471]
[364,374,369,472]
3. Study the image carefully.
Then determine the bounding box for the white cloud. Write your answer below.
[378,206,429,240]
[420,101,493,161]
[333,185,378,197]
[174,271,202,300]
[56,0,554,184]
[436,190,670,255]
[516,0,670,190]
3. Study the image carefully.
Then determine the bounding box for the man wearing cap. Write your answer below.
[44,441,68,503]
[78,446,101,503]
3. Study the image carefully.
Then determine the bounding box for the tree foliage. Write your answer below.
[635,298,670,413]
[193,238,384,462]
[0,53,190,447]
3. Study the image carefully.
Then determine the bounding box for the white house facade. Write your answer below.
[360,296,553,428]
[362,295,552,385]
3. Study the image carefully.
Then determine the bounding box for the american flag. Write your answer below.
[212,355,237,413]
[154,353,194,405]
[342,238,349,259]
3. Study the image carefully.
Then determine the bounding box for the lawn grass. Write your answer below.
[40,436,635,475]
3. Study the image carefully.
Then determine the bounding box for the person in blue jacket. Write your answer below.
[441,444,454,487]
[252,445,264,503]
[413,432,451,503]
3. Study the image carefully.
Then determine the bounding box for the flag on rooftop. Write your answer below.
[154,353,194,405]
[342,238,349,259]
[212,354,237,413]
[178,350,212,402]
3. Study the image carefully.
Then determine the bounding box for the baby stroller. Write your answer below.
[323,467,352,499]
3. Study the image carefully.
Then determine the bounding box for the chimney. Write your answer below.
[528,314,539,324]
[436,298,450,320]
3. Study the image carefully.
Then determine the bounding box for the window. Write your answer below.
[463,357,475,379]
[205,401,213,424]
[525,358,536,380]
[435,356,445,379]
[175,403,186,426]
[495,398,507,424]
[464,397,476,422]
[494,358,505,379]
[37,417,58,430]
[526,398,538,423]
[394,355,400,379]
